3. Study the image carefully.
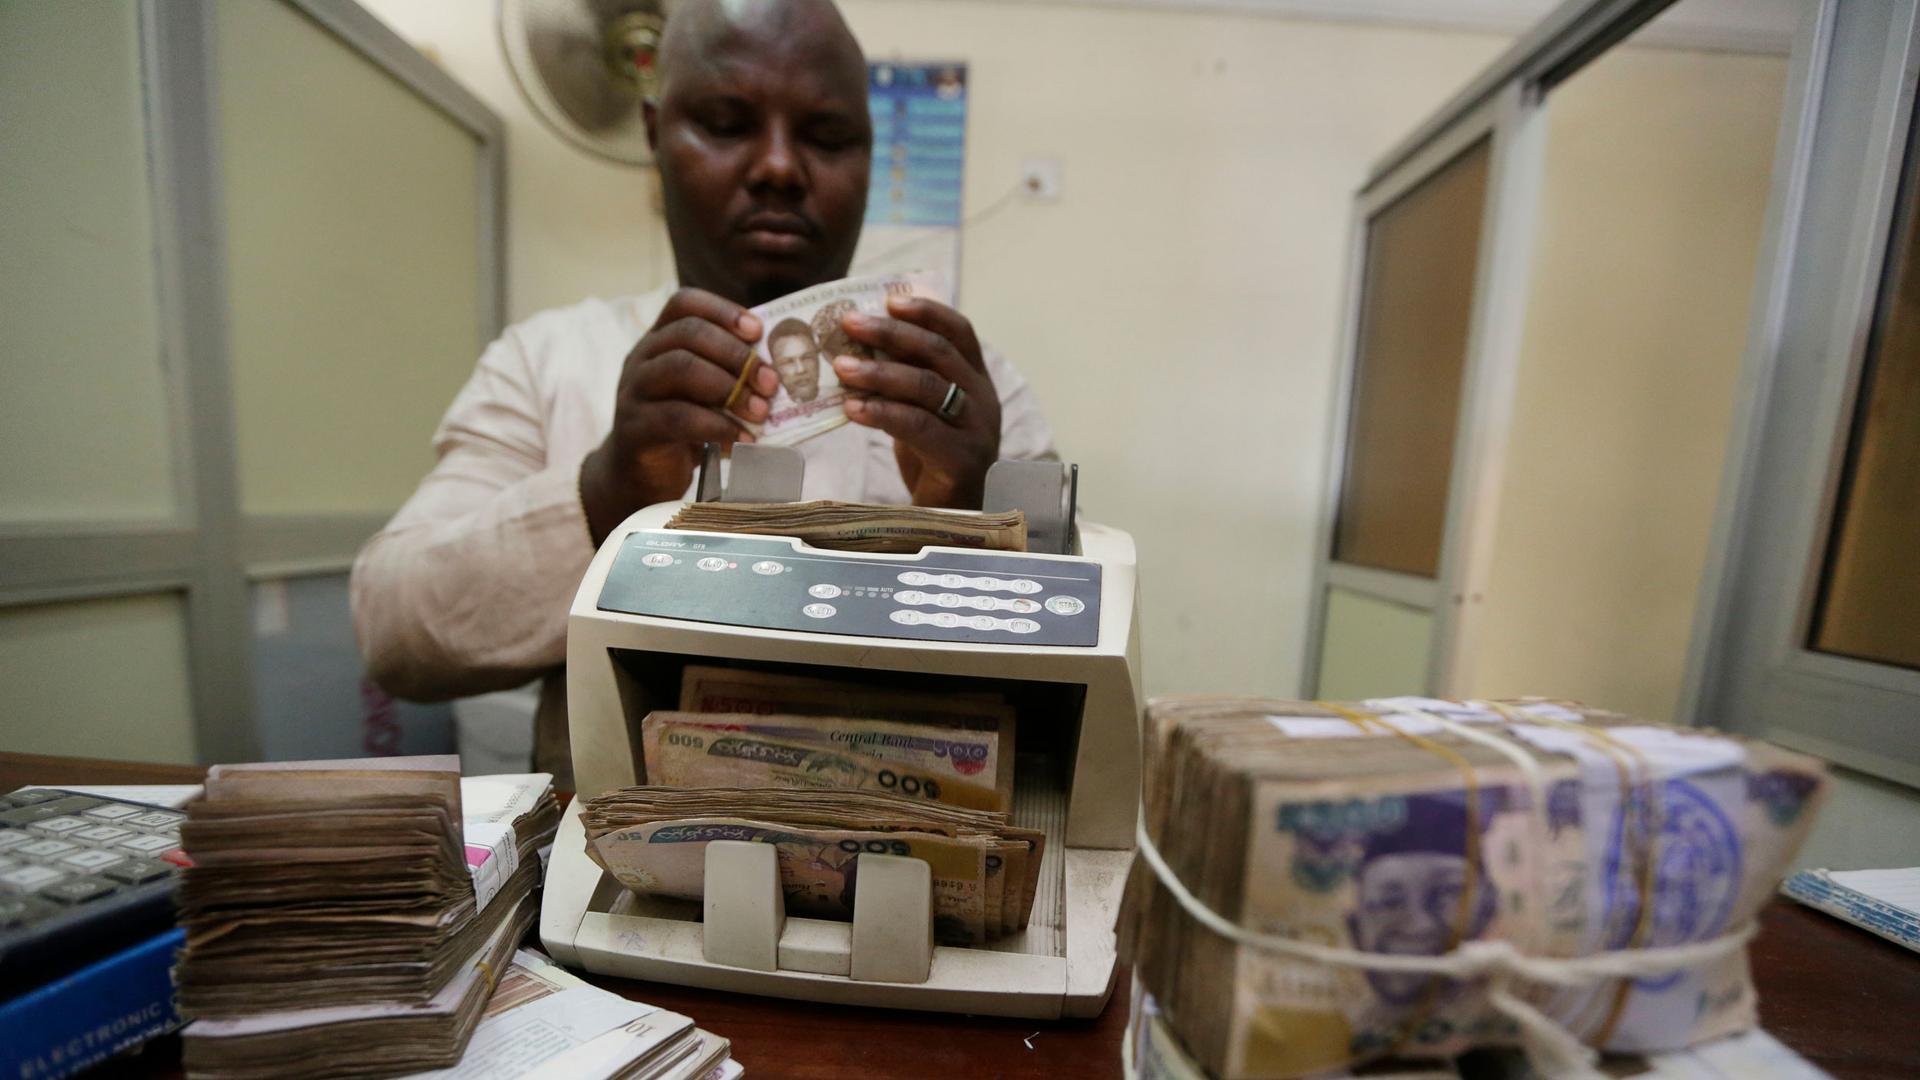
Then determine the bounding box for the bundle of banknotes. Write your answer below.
[652,664,1018,812]
[732,271,946,446]
[582,787,1042,947]
[1122,696,1830,1080]
[582,665,1035,945]
[414,948,738,1080]
[174,758,561,1080]
[665,499,1026,554]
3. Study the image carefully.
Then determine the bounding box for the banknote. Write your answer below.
[665,500,1027,554]
[588,816,990,946]
[1122,697,1830,1080]
[673,666,1018,812]
[734,271,947,447]
[582,787,1042,945]
[641,711,1004,811]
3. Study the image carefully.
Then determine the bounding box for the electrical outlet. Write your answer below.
[1020,159,1062,202]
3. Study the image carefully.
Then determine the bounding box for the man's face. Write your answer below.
[647,4,872,306]
[1350,852,1475,1003]
[770,332,821,402]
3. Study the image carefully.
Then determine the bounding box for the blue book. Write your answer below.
[0,927,184,1080]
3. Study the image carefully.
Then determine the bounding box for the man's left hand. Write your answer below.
[833,295,1001,509]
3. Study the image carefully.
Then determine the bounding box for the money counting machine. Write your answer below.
[541,448,1141,1018]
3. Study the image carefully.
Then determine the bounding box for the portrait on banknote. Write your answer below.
[767,317,826,404]
[734,271,946,447]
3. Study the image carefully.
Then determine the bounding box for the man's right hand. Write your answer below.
[579,287,778,545]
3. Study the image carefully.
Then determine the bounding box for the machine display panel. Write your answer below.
[597,530,1102,647]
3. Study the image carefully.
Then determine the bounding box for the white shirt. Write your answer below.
[350,284,1056,706]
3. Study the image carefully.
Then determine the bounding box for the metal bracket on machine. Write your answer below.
[695,443,806,504]
[984,460,1079,556]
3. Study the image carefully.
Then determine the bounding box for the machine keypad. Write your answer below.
[603,530,1101,647]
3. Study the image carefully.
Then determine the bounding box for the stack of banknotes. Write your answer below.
[1122,696,1829,1080]
[583,666,1037,946]
[666,666,1017,811]
[174,758,561,1080]
[666,499,1026,553]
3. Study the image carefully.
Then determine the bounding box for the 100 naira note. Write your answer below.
[641,711,1003,811]
[587,816,991,946]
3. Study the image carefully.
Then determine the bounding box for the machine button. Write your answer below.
[930,612,962,628]
[1008,598,1040,613]
[894,590,924,605]
[696,557,728,572]
[1009,579,1042,594]
[966,615,997,630]
[752,560,784,575]
[1007,618,1041,634]
[897,571,930,586]
[1045,595,1086,616]
[937,574,966,588]
[934,593,963,608]
[641,552,675,568]
[808,584,842,600]
[965,595,996,610]
[803,603,837,619]
[889,609,922,625]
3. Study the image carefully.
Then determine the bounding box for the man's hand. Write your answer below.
[833,295,1001,509]
[580,288,778,544]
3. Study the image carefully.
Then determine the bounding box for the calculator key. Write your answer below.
[42,877,117,905]
[116,834,175,854]
[82,804,142,822]
[0,894,57,928]
[39,796,103,814]
[0,805,65,827]
[129,811,184,828]
[3,789,65,807]
[0,855,15,871]
[0,832,29,852]
[0,864,66,890]
[160,849,194,869]
[60,849,125,871]
[28,816,88,835]
[75,825,132,843]
[19,839,77,858]
[102,858,174,885]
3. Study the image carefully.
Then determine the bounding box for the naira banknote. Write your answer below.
[735,271,948,447]
[587,817,991,946]
[674,666,1018,812]
[1124,697,1830,1080]
[641,711,1004,810]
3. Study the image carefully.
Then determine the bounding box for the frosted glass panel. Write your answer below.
[0,594,197,764]
[218,0,484,516]
[1333,140,1490,578]
[1468,44,1786,722]
[0,2,174,522]
[1315,587,1432,701]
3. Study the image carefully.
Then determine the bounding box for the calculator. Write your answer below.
[0,788,186,994]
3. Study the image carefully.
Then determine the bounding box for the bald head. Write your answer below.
[644,0,873,305]
[655,0,866,101]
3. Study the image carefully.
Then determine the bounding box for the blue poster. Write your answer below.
[867,62,967,229]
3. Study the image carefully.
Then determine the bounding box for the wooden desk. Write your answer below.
[6,753,1916,1079]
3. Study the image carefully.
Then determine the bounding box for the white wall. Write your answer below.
[360,0,1509,698]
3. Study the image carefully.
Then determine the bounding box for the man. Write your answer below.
[1347,793,1498,1007]
[350,0,1053,777]
[766,317,824,402]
